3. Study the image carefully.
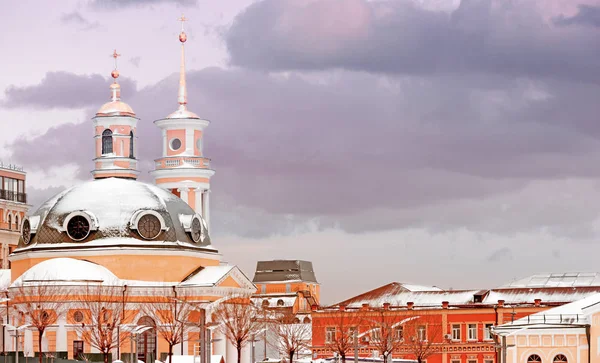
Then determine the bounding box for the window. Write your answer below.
[14,215,19,231]
[170,138,182,151]
[484,324,493,340]
[73,341,84,359]
[303,316,311,324]
[102,129,113,154]
[452,324,461,340]
[326,327,336,343]
[467,324,477,340]
[73,310,84,323]
[22,219,31,245]
[553,354,567,363]
[371,328,381,341]
[468,360,477,363]
[7,214,11,230]
[527,354,542,363]
[262,299,269,307]
[137,213,162,240]
[484,360,494,363]
[395,326,403,340]
[417,325,427,341]
[129,131,135,158]
[451,360,460,363]
[348,327,357,340]
[66,215,91,241]
[277,299,284,306]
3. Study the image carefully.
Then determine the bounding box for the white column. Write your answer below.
[213,330,227,360]
[185,128,194,155]
[162,129,167,156]
[204,190,210,231]
[195,188,203,216]
[226,339,237,363]
[178,187,189,204]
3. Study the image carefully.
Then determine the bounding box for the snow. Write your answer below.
[15,237,218,252]
[180,266,234,286]
[254,296,297,308]
[400,284,442,292]
[11,258,119,286]
[0,270,11,290]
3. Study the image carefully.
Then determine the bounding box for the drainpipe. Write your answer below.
[586,324,591,363]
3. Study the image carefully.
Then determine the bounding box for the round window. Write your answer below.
[73,310,84,323]
[22,219,31,245]
[170,138,182,151]
[137,213,162,240]
[190,217,202,243]
[67,215,91,241]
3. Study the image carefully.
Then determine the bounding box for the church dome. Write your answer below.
[96,100,136,117]
[16,178,211,253]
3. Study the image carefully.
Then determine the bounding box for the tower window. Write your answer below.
[129,131,135,158]
[170,138,182,151]
[102,129,113,154]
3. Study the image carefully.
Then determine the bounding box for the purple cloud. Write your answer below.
[225,0,600,83]
[554,5,600,27]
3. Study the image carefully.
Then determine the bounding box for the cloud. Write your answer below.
[59,11,101,30]
[554,5,600,27]
[87,0,198,9]
[7,67,600,239]
[2,72,137,109]
[225,0,600,83]
[129,57,141,68]
[486,247,513,262]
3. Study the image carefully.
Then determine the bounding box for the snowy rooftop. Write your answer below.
[12,258,119,286]
[501,272,600,288]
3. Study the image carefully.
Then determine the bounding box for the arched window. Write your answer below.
[7,214,11,230]
[303,316,311,324]
[553,355,567,363]
[129,131,135,158]
[137,316,157,363]
[277,299,284,306]
[102,129,113,154]
[262,300,269,307]
[528,355,542,363]
[14,215,19,232]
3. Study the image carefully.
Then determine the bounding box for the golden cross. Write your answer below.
[111,49,121,69]
[178,14,188,32]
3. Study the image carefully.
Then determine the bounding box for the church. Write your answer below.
[3,17,259,363]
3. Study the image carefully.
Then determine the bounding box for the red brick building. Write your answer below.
[311,274,600,363]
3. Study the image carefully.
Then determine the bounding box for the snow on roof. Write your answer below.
[485,286,600,305]
[0,270,11,290]
[180,266,234,286]
[254,296,297,308]
[501,272,600,288]
[11,258,119,286]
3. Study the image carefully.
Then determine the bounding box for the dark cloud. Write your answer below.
[554,5,600,27]
[88,0,197,9]
[59,11,100,30]
[486,247,513,262]
[7,67,600,237]
[225,0,600,83]
[2,72,137,109]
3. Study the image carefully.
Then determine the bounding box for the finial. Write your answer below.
[177,15,188,108]
[109,49,121,102]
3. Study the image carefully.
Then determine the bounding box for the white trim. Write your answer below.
[151,167,215,179]
[185,128,194,155]
[130,210,168,240]
[92,115,139,128]
[9,246,222,261]
[154,118,210,130]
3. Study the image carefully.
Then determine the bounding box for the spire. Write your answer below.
[110,49,121,102]
[166,14,199,119]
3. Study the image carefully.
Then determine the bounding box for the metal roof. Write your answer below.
[252,260,318,283]
[501,272,600,288]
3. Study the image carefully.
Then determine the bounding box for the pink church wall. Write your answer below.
[167,129,186,156]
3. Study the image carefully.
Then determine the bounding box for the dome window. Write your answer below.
[63,211,98,242]
[190,217,202,243]
[73,310,84,323]
[170,138,182,151]
[181,214,206,243]
[130,210,167,240]
[21,218,31,245]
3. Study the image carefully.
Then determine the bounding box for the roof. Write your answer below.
[253,260,318,283]
[180,266,234,286]
[11,258,119,286]
[17,178,212,253]
[502,272,600,288]
[0,270,11,291]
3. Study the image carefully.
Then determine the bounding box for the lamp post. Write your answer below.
[4,324,30,363]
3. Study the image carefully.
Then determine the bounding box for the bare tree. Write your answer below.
[144,287,193,363]
[363,309,404,363]
[11,281,70,363]
[212,294,265,363]
[321,307,364,363]
[76,283,131,363]
[399,311,442,363]
[269,311,311,363]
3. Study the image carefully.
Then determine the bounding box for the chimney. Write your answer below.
[407,302,414,310]
[534,299,541,307]
[383,303,391,310]
[311,304,318,311]
[362,303,370,311]
[442,301,449,309]
[339,304,346,312]
[497,300,505,308]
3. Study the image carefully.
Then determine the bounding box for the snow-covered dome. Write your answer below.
[16,178,211,253]
[12,258,119,286]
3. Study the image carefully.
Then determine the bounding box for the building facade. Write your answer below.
[0,164,28,269]
[311,274,600,363]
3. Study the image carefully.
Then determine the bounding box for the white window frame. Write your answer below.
[326,327,336,343]
[395,326,404,340]
[484,323,493,340]
[467,324,477,340]
[418,325,427,341]
[452,324,461,341]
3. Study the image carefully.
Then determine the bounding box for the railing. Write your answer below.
[155,157,211,169]
[525,314,585,324]
[0,189,27,203]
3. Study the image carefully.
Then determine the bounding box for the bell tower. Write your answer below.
[151,15,215,229]
[92,50,139,180]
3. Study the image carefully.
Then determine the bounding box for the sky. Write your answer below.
[1,0,600,304]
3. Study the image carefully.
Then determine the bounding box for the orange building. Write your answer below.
[311,274,600,363]
[0,163,28,268]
